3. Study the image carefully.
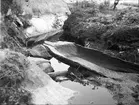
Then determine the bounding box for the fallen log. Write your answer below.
[43,41,139,77]
[48,71,68,79]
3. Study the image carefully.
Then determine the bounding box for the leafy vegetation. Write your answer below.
[0,50,31,105]
[61,1,139,64]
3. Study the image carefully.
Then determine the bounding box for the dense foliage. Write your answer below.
[61,1,139,64]
[0,50,31,105]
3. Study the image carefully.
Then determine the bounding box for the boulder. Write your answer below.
[1,0,71,46]
[28,57,54,73]
[28,44,52,59]
[24,56,76,105]
[13,0,70,16]
[0,49,76,105]
[11,0,71,38]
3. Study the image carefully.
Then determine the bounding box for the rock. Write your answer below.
[24,15,57,37]
[11,0,71,37]
[23,56,76,105]
[1,0,71,47]
[26,29,63,46]
[0,49,76,105]
[24,14,68,38]
[28,44,52,59]
[13,0,70,16]
[28,57,54,73]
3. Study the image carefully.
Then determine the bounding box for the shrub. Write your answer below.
[1,0,13,15]
[122,11,139,25]
[0,49,31,105]
[74,0,97,8]
[71,0,99,15]
[114,8,139,25]
[99,0,110,12]
[0,87,31,105]
[0,50,29,84]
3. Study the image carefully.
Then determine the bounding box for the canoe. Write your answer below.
[44,41,139,77]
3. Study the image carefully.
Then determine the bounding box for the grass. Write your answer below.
[0,49,31,105]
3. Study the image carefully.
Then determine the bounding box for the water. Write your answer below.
[60,80,116,105]
[50,57,70,72]
[50,58,116,105]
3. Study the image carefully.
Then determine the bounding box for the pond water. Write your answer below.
[60,80,116,105]
[50,57,70,72]
[50,58,116,105]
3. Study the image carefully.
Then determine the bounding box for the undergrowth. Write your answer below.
[62,1,139,64]
[0,49,31,105]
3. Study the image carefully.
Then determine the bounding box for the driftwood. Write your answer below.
[48,71,68,79]
[43,41,139,77]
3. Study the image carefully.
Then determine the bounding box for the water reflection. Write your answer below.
[60,80,116,105]
[50,57,116,105]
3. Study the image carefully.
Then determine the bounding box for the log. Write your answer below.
[48,71,68,79]
[43,41,139,77]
